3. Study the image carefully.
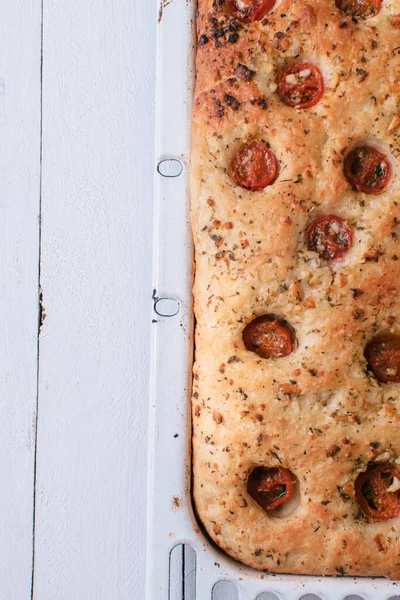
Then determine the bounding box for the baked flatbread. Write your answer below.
[191,0,400,577]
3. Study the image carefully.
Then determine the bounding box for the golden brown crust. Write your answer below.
[191,0,400,578]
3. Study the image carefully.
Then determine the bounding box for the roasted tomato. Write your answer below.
[356,463,400,520]
[243,315,293,359]
[306,215,352,261]
[230,0,276,22]
[231,142,277,190]
[344,146,391,194]
[248,466,295,512]
[335,0,381,18]
[364,335,400,383]
[277,62,324,109]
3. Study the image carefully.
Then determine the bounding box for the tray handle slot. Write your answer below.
[169,543,196,600]
[212,580,238,600]
[154,297,180,318]
[157,158,183,178]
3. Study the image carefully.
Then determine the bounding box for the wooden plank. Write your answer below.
[34,0,155,597]
[0,1,42,598]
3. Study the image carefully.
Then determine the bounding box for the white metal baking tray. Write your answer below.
[146,1,400,598]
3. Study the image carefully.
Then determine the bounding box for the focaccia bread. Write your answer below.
[190,0,400,578]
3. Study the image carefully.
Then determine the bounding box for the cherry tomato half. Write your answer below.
[355,462,400,520]
[230,0,276,22]
[306,215,352,261]
[344,146,391,194]
[231,142,277,190]
[277,62,324,109]
[364,335,400,383]
[248,466,295,512]
[243,315,293,359]
[335,0,381,18]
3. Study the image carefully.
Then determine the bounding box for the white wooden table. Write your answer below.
[1,1,155,598]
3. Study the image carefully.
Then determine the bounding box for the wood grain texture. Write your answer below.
[0,1,42,598]
[34,0,156,598]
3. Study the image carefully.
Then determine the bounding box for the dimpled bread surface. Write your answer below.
[190,0,400,577]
